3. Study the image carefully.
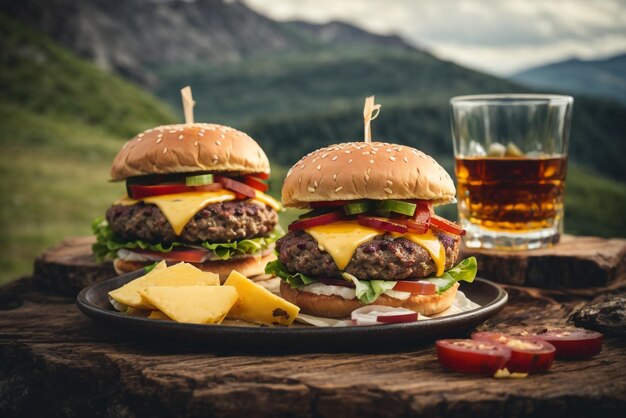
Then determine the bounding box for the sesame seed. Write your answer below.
[213,154,219,161]
[334,186,343,192]
[308,186,315,192]
[178,135,184,140]
[390,156,397,161]
[362,151,370,155]
[369,159,374,164]
[386,148,392,152]
[411,149,419,155]
[316,165,321,170]
[157,138,163,143]
[138,133,144,138]
[194,141,198,146]
[198,133,204,137]
[365,174,370,182]
[157,133,163,138]
[367,168,371,175]
[137,137,143,142]
[348,159,353,164]
[169,130,176,134]
[286,169,292,177]
[386,180,393,186]
[332,156,338,161]
[163,147,168,153]
[403,157,408,163]
[216,140,222,146]
[333,174,337,180]
[314,180,318,187]
[321,153,328,159]
[220,134,225,139]
[345,150,351,154]
[384,187,393,194]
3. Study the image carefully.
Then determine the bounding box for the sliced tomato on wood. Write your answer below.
[472,332,555,373]
[288,210,345,231]
[430,214,466,236]
[244,176,269,192]
[214,176,256,199]
[436,339,511,375]
[128,183,222,199]
[533,328,603,359]
[392,280,436,295]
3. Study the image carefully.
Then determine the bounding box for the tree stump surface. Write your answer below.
[2,272,625,417]
[33,236,116,295]
[461,235,626,288]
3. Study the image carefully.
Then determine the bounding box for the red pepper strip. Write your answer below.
[128,183,222,199]
[288,210,345,231]
[244,176,269,192]
[252,172,270,180]
[430,214,466,236]
[357,215,408,234]
[214,176,256,199]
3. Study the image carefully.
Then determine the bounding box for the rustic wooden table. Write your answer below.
[1,237,626,417]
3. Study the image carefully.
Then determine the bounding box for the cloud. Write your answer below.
[244,0,626,75]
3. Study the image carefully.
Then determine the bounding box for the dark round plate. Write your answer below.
[76,271,507,353]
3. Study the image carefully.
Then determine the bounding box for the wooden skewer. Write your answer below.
[181,86,195,124]
[363,95,381,143]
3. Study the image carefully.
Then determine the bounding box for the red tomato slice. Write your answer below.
[472,332,555,373]
[430,214,466,236]
[252,172,270,180]
[128,183,222,199]
[310,200,352,208]
[533,328,603,359]
[244,176,269,192]
[392,280,436,295]
[436,339,511,375]
[288,210,345,231]
[132,248,209,263]
[357,215,408,234]
[214,176,256,199]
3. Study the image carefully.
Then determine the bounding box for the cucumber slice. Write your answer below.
[378,200,416,216]
[344,201,373,215]
[185,174,214,186]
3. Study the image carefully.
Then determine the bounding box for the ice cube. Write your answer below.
[468,140,486,156]
[487,142,506,157]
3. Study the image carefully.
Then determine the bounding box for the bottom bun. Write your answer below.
[113,252,277,283]
[279,281,459,319]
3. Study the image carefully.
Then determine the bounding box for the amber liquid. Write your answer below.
[455,156,567,231]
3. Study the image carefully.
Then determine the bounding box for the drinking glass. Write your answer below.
[450,94,573,250]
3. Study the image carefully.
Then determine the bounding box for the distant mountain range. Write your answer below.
[511,54,626,105]
[0,0,421,86]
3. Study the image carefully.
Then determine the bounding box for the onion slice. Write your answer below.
[351,305,419,326]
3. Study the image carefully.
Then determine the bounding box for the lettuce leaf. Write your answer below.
[342,273,397,304]
[92,217,282,262]
[265,260,317,287]
[266,256,478,304]
[425,256,478,294]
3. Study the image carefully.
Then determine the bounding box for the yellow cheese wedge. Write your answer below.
[140,285,238,324]
[306,221,382,270]
[401,230,446,277]
[108,262,220,310]
[148,310,171,320]
[224,270,300,326]
[114,190,236,235]
[253,190,282,211]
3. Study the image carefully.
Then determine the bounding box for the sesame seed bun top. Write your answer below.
[281,141,456,208]
[110,123,270,180]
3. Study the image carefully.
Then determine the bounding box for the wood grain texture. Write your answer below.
[1,277,625,417]
[33,236,116,295]
[461,235,626,288]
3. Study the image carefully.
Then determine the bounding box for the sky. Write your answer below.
[243,0,626,76]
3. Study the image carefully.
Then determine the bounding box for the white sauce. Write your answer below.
[300,282,412,301]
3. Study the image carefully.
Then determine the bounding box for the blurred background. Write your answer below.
[1,0,625,284]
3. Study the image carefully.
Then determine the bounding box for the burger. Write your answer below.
[93,123,282,280]
[266,141,477,319]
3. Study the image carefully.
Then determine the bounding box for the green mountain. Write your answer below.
[511,54,626,105]
[0,15,176,284]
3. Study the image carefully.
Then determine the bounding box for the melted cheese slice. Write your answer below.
[114,189,280,236]
[399,230,446,277]
[306,221,382,270]
[305,221,447,277]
